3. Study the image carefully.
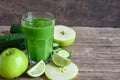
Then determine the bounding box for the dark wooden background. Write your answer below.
[0,0,120,27]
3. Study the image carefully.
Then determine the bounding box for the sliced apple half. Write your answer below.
[54,25,76,46]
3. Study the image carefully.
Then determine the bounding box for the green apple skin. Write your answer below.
[54,36,76,46]
[0,48,28,79]
[54,25,76,47]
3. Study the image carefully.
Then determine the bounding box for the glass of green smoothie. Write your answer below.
[21,12,55,64]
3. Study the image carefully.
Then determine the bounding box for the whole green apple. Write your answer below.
[0,48,28,79]
[54,25,76,46]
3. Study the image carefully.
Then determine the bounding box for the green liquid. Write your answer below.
[22,18,54,61]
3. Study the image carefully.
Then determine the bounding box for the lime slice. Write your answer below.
[52,53,71,67]
[45,62,78,80]
[27,60,46,77]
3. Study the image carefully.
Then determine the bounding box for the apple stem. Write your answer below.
[6,52,11,56]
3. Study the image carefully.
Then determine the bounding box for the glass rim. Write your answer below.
[21,11,55,22]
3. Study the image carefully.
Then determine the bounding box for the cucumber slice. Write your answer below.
[52,48,62,53]
[57,49,71,58]
[53,43,59,50]
[53,43,60,53]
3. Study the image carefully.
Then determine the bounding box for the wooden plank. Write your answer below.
[1,26,120,80]
[66,27,120,80]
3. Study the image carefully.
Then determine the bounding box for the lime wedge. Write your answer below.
[52,53,71,67]
[27,60,46,77]
[45,62,78,80]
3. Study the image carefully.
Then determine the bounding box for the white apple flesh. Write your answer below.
[45,62,78,80]
[54,25,76,46]
[0,48,28,79]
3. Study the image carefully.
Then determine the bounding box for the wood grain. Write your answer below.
[0,0,120,27]
[1,26,120,80]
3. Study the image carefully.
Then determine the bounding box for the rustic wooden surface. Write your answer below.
[1,26,120,80]
[0,0,120,27]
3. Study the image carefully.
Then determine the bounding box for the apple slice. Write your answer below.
[54,25,76,46]
[45,62,78,80]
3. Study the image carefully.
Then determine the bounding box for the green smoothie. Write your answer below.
[22,18,54,61]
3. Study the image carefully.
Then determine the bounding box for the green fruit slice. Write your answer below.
[53,48,62,53]
[52,53,71,67]
[45,62,78,80]
[57,49,71,58]
[54,25,76,46]
[53,43,60,50]
[27,60,46,77]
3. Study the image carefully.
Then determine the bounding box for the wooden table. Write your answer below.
[1,26,120,80]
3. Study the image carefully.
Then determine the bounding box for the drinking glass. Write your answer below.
[21,11,55,64]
